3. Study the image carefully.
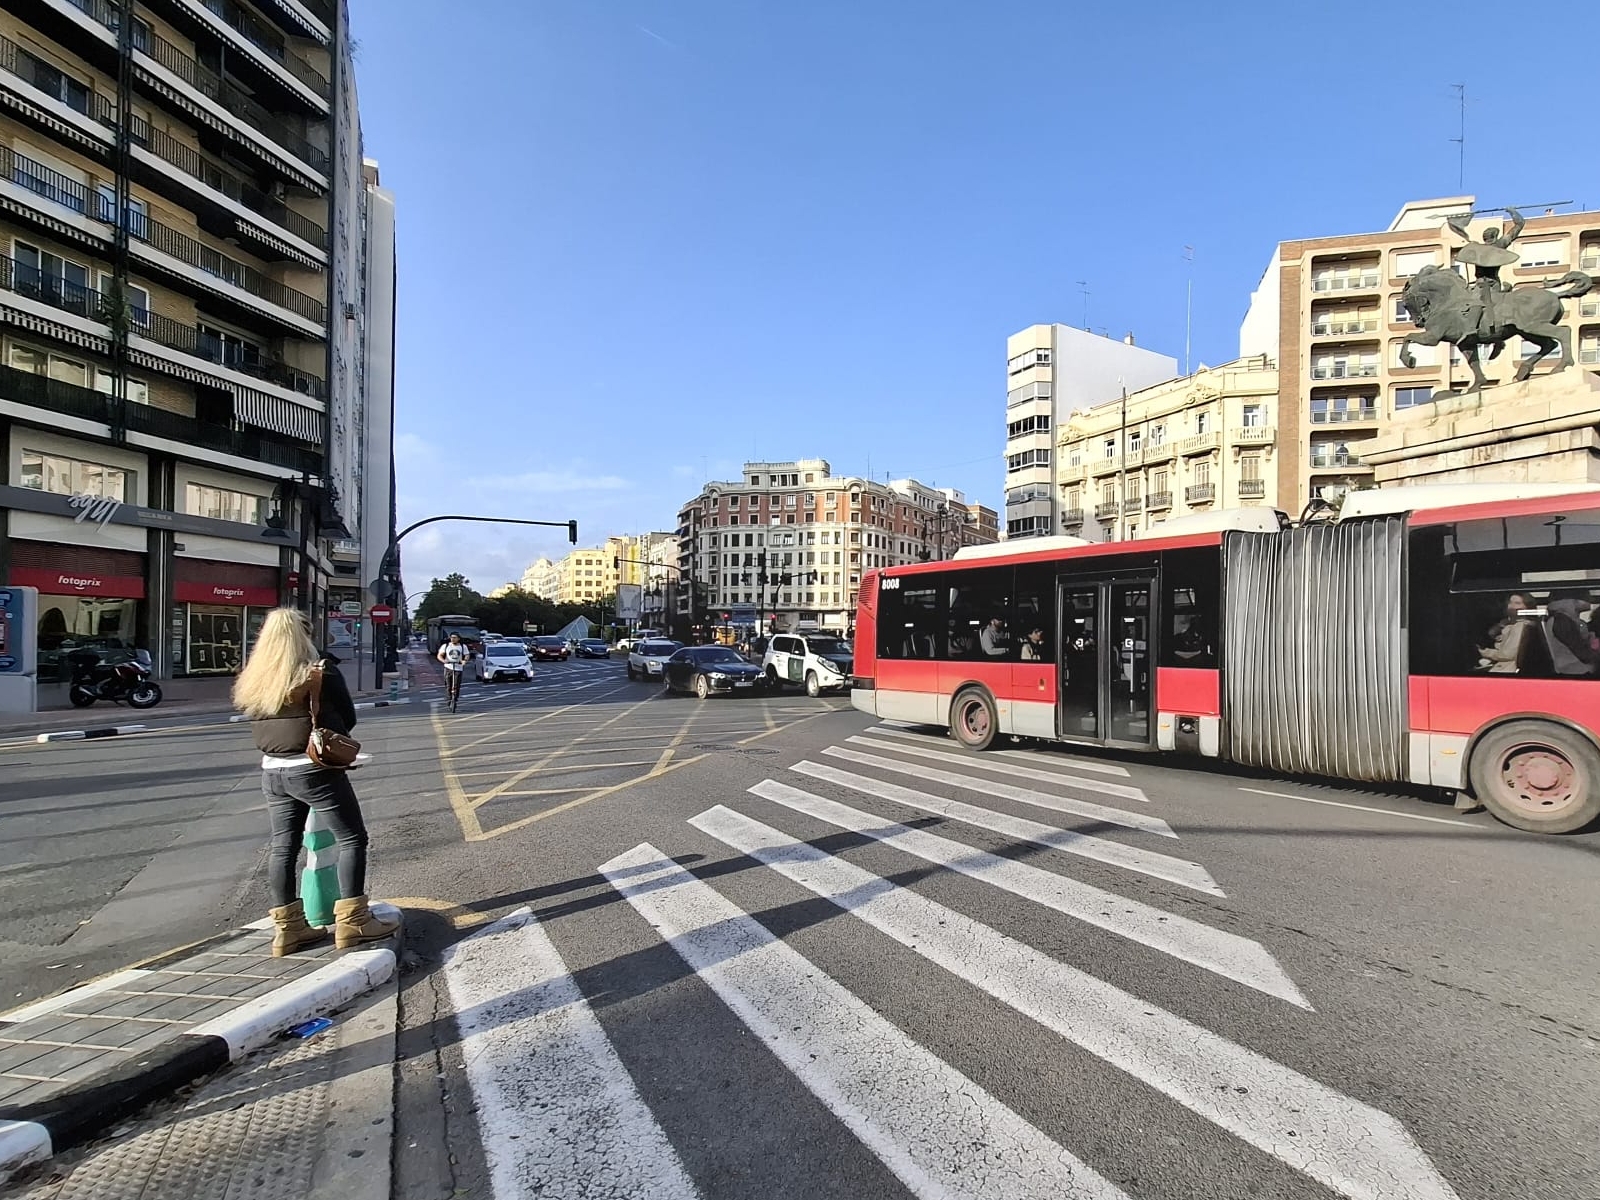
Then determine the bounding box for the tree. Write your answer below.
[414,574,483,623]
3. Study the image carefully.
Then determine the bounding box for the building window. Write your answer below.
[16,49,93,114]
[1393,297,1413,324]
[94,185,149,237]
[1006,448,1049,472]
[1241,404,1265,427]
[93,370,150,405]
[1151,470,1167,493]
[96,274,151,329]
[13,240,90,311]
[1103,438,1116,459]
[1240,454,1261,481]
[1395,386,1433,410]
[1193,460,1212,486]
[9,342,89,386]
[1128,430,1141,453]
[1148,424,1165,447]
[1517,241,1564,268]
[1195,412,1210,434]
[20,448,133,501]
[184,483,265,525]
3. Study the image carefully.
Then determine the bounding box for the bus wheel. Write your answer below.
[1468,721,1600,834]
[949,688,998,752]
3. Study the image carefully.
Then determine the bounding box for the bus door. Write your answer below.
[1057,575,1155,748]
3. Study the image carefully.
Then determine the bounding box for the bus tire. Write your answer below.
[1468,720,1600,834]
[949,687,998,752]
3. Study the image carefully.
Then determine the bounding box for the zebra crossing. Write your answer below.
[443,722,1462,1200]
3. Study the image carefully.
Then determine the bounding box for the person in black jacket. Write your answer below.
[232,608,397,955]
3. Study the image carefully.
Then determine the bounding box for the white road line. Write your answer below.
[1238,788,1481,828]
[792,760,1222,895]
[441,907,700,1200]
[849,734,1148,800]
[747,781,1309,1008]
[869,724,1132,778]
[689,808,1462,1200]
[600,843,1132,1200]
[822,745,1170,837]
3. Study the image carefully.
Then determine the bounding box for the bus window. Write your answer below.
[877,576,942,660]
[1410,512,1600,679]
[947,573,1013,660]
[1160,547,1219,669]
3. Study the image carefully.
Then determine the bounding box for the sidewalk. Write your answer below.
[0,909,401,1185]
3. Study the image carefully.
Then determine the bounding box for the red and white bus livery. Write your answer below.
[850,484,1600,834]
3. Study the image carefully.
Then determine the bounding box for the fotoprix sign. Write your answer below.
[173,581,278,606]
[7,568,147,599]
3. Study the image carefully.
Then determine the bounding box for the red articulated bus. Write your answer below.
[850,484,1600,835]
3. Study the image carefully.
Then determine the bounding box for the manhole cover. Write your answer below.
[689,743,777,756]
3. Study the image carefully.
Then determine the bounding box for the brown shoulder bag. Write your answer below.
[306,664,361,769]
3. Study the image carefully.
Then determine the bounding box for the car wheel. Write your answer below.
[627,663,636,680]
[765,666,783,691]
[1468,719,1600,834]
[804,671,821,698]
[949,687,999,752]
[695,674,710,700]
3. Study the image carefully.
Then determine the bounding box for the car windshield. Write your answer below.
[695,648,744,664]
[486,644,524,658]
[534,637,564,646]
[581,640,608,648]
[639,641,681,656]
[805,637,850,655]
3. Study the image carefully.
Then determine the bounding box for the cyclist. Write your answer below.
[437,633,471,709]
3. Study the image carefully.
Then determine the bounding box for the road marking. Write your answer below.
[601,843,1133,1200]
[849,734,1148,799]
[442,907,700,1200]
[688,808,1463,1200]
[747,781,1309,1008]
[822,745,1170,837]
[1238,788,1481,828]
[792,759,1222,894]
[452,759,661,779]
[868,725,1133,778]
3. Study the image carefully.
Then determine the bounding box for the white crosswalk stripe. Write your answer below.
[442,907,700,1199]
[866,722,1133,777]
[792,758,1222,894]
[687,803,1460,1200]
[846,732,1150,800]
[600,843,1136,1200]
[746,778,1309,1007]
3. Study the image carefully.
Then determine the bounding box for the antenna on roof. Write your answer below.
[1450,83,1466,192]
[1076,280,1090,330]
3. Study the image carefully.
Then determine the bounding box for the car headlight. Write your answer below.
[708,672,729,682]
[817,659,842,675]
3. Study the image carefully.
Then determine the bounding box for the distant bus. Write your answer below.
[850,484,1600,835]
[425,614,483,656]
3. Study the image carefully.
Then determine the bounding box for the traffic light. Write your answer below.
[613,556,619,570]
[567,520,578,544]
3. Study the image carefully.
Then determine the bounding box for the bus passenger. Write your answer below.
[1020,627,1046,660]
[1478,593,1532,674]
[1546,597,1598,676]
[980,617,1008,657]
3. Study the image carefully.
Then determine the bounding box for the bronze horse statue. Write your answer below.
[1397,265,1593,392]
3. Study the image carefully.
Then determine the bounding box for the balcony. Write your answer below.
[1060,508,1084,526]
[1093,501,1119,520]
[1238,479,1266,499]
[193,0,331,99]
[1057,461,1087,483]
[1309,450,1366,469]
[1311,363,1380,380]
[1310,272,1381,293]
[1231,425,1275,444]
[1310,318,1379,337]
[1177,431,1220,455]
[1145,491,1171,511]
[1141,438,1174,462]
[0,361,321,473]
[1185,483,1216,504]
[0,255,327,399]
[1310,406,1378,424]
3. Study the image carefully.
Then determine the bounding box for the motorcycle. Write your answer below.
[67,649,163,710]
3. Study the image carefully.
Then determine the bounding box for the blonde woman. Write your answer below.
[233,608,397,955]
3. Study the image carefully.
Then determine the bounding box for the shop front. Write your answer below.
[172,560,280,676]
[7,540,148,683]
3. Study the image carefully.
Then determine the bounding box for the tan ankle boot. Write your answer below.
[270,900,327,957]
[332,895,399,949]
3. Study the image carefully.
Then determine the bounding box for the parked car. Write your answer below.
[528,635,569,661]
[477,639,532,682]
[663,645,766,698]
[762,633,853,696]
[627,638,683,681]
[575,638,612,659]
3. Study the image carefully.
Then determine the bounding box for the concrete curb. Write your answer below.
[34,724,147,743]
[0,908,401,1186]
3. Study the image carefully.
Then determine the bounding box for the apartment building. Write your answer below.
[0,0,389,683]
[635,530,678,632]
[1239,195,1600,512]
[674,458,998,636]
[520,555,559,600]
[556,546,619,605]
[1005,324,1177,540]
[1057,357,1280,541]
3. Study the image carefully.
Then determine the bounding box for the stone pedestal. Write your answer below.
[1362,370,1600,487]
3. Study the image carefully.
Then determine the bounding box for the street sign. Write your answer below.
[368,577,396,601]
[369,605,395,624]
[340,600,362,617]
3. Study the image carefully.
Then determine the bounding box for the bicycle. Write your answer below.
[445,667,463,713]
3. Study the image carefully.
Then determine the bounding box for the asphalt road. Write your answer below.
[4,655,1597,1200]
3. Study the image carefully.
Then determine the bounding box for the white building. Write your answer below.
[1004,325,1177,540]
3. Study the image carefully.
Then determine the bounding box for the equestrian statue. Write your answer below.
[1397,207,1593,393]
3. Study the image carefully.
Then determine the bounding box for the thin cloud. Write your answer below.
[634,23,678,49]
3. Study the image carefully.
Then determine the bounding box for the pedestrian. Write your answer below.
[232,608,398,956]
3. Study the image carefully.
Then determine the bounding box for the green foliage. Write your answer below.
[414,574,483,623]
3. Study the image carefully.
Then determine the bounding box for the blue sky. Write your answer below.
[349,0,1598,596]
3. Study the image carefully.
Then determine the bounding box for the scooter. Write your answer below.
[68,650,163,709]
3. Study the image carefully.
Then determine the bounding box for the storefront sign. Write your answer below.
[173,581,279,606]
[8,567,148,599]
[0,485,281,543]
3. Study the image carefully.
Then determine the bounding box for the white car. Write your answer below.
[627,638,682,681]
[477,639,532,682]
[616,629,662,653]
[762,632,854,697]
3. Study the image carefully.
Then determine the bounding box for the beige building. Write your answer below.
[1057,358,1280,540]
[1240,196,1600,513]
[675,458,998,634]
[521,556,560,600]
